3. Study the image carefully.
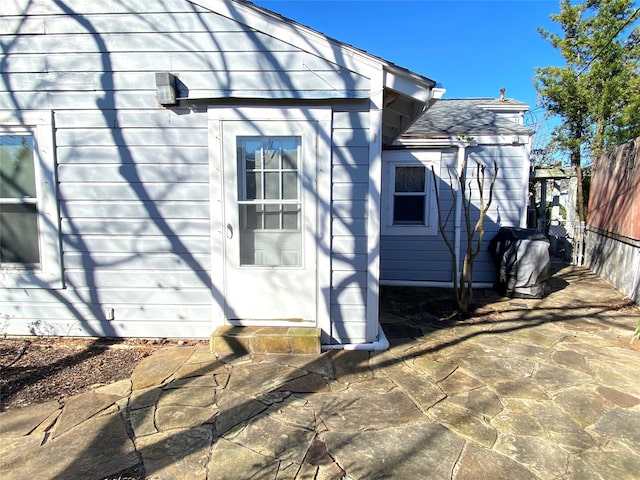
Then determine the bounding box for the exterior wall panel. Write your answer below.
[0,0,374,339]
[329,104,371,343]
[380,145,527,285]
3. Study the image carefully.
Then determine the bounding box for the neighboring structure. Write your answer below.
[0,0,442,346]
[529,166,580,263]
[586,138,640,303]
[379,98,534,286]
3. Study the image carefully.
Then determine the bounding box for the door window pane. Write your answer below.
[282,138,298,169]
[241,139,262,169]
[264,172,280,199]
[245,172,262,200]
[241,204,262,230]
[282,172,297,200]
[264,204,280,229]
[263,141,279,169]
[236,135,302,267]
[282,205,300,229]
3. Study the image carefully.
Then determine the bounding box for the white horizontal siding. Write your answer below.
[62,236,210,254]
[56,128,208,147]
[0,304,211,322]
[60,218,210,236]
[332,218,367,237]
[54,109,205,128]
[1,11,243,35]
[0,91,162,110]
[332,236,368,256]
[58,145,207,164]
[333,183,369,202]
[2,32,294,54]
[328,104,371,343]
[332,200,367,219]
[0,286,210,305]
[4,0,203,15]
[63,270,210,289]
[3,71,370,96]
[63,201,209,219]
[6,51,353,74]
[58,164,208,183]
[62,252,210,270]
[331,286,367,305]
[58,183,209,201]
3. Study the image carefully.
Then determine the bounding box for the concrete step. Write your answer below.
[210,326,321,355]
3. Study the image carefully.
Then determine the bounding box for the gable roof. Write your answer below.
[190,0,440,144]
[401,98,535,139]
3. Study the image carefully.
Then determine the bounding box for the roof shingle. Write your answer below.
[403,99,534,138]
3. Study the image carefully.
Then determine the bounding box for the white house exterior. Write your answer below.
[380,98,534,287]
[0,0,440,346]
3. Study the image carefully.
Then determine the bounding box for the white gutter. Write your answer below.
[380,279,494,289]
[322,323,390,351]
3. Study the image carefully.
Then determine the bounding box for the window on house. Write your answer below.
[382,150,441,236]
[1,133,40,266]
[393,166,426,225]
[0,111,62,288]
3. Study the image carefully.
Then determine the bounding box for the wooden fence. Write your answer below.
[586,137,640,303]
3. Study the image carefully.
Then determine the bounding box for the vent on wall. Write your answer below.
[155,73,177,106]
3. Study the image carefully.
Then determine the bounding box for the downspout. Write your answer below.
[321,323,390,351]
[520,136,532,228]
[453,142,468,281]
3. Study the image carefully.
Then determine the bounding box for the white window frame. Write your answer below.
[381,150,441,236]
[0,110,63,289]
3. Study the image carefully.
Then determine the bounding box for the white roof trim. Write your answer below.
[395,133,533,148]
[383,70,433,103]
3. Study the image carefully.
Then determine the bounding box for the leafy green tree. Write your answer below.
[534,0,640,221]
[587,1,640,151]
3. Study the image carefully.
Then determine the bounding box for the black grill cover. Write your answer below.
[489,227,550,299]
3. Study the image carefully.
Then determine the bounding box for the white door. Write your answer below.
[221,119,318,324]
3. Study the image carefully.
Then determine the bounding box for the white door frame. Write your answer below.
[208,106,332,333]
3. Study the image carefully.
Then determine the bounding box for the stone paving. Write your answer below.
[0,264,639,479]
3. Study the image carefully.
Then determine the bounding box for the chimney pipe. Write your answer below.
[500,87,506,102]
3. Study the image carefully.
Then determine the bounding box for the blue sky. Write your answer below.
[253,0,565,130]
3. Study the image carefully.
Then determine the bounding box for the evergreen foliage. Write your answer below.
[534,0,640,220]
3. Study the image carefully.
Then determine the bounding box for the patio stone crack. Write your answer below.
[450,440,467,480]
[121,398,146,477]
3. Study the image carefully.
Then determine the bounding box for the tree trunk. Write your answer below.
[571,142,585,222]
[576,163,585,222]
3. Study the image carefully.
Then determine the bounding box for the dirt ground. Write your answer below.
[0,337,206,411]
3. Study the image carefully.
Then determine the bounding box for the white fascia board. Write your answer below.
[383,69,433,104]
[477,102,530,113]
[396,133,533,148]
[189,0,384,77]
[395,138,458,148]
